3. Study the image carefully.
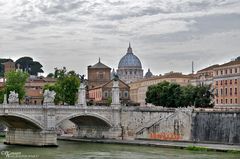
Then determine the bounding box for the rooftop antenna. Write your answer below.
[192,61,194,74]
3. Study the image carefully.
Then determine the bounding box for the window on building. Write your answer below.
[225,88,228,95]
[230,69,232,74]
[221,99,223,104]
[235,98,238,104]
[225,70,227,74]
[230,99,233,104]
[220,89,223,96]
[216,99,218,104]
[225,80,227,85]
[235,68,238,73]
[235,79,237,84]
[230,88,232,96]
[215,89,218,96]
[221,70,223,75]
[98,71,104,79]
[220,81,223,85]
[124,91,128,98]
[225,99,228,104]
[235,88,237,95]
[104,91,108,98]
[230,80,232,84]
[216,81,218,85]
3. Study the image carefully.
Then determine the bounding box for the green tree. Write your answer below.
[181,85,196,107]
[54,67,66,79]
[15,57,44,76]
[0,90,4,104]
[194,85,213,108]
[146,81,183,107]
[146,81,213,108]
[60,72,80,105]
[46,73,54,78]
[46,68,80,105]
[5,71,29,103]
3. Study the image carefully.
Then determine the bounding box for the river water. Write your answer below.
[0,139,239,159]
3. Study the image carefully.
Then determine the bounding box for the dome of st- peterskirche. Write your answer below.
[118,44,142,69]
[117,43,143,84]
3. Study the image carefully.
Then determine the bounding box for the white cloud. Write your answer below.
[0,0,240,75]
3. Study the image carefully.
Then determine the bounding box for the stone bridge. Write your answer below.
[1,104,239,146]
[0,104,124,146]
[0,103,194,146]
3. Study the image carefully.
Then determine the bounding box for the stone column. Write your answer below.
[78,83,87,106]
[111,80,120,106]
[3,94,7,105]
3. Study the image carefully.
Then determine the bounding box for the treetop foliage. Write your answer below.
[146,81,213,108]
[5,71,29,103]
[44,67,80,105]
[15,57,44,76]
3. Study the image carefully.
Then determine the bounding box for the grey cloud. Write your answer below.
[38,0,88,15]
[193,14,240,34]
[15,36,35,41]
[1,0,240,75]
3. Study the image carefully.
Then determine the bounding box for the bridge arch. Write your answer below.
[0,113,44,130]
[56,113,112,128]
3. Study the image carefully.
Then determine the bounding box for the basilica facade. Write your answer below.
[117,44,143,83]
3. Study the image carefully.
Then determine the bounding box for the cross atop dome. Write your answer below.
[127,42,133,54]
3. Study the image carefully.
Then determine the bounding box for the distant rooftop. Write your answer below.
[89,58,111,69]
[197,64,219,73]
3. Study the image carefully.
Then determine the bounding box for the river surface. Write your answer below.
[0,139,240,159]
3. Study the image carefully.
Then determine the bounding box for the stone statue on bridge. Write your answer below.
[43,89,56,105]
[8,91,19,104]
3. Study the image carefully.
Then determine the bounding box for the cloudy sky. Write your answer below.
[0,0,240,76]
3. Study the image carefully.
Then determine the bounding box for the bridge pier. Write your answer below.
[4,128,57,147]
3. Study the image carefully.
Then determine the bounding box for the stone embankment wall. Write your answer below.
[191,109,240,144]
[125,107,192,141]
[130,107,240,144]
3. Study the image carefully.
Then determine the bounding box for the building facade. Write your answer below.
[88,59,111,89]
[213,60,240,107]
[2,60,15,74]
[25,76,56,105]
[129,72,193,106]
[117,44,143,84]
[88,79,130,104]
[191,64,219,86]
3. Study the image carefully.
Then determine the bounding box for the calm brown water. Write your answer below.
[0,138,240,159]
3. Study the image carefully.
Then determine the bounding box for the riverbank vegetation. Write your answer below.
[146,81,214,108]
[185,146,209,151]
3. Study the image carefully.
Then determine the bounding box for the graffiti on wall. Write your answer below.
[149,132,182,140]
